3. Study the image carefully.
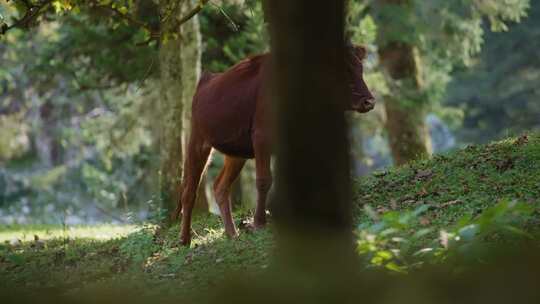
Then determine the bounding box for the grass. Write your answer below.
[0,224,136,242]
[0,216,273,298]
[1,133,539,297]
[353,133,540,231]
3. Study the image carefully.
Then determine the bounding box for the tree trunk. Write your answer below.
[376,1,432,165]
[179,0,208,213]
[158,0,185,221]
[385,94,432,165]
[264,0,355,269]
[229,160,256,210]
[349,117,370,176]
[240,160,256,209]
[230,178,243,208]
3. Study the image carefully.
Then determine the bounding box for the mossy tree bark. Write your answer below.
[376,0,432,166]
[180,0,208,213]
[158,16,183,222]
[158,0,194,221]
[159,0,209,221]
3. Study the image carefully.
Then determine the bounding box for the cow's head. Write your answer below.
[346,43,375,113]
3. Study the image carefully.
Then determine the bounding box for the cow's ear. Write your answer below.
[356,46,367,60]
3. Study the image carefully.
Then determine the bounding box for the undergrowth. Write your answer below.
[0,133,539,296]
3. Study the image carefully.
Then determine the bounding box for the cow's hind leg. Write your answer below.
[213,156,246,238]
[178,136,211,246]
[253,131,273,228]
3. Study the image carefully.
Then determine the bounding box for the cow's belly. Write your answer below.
[194,102,255,159]
[204,120,254,158]
[192,70,261,159]
[212,139,254,159]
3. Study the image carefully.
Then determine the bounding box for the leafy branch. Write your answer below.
[0,0,54,35]
[170,0,209,31]
[1,0,211,40]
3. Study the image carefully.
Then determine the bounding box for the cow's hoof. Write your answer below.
[252,222,266,230]
[240,222,265,234]
[180,235,191,247]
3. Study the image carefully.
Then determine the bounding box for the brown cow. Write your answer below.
[173,45,375,246]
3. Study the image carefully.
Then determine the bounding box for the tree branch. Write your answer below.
[169,0,210,31]
[91,2,156,35]
[1,0,54,35]
[1,0,210,43]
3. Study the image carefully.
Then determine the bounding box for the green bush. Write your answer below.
[357,200,534,273]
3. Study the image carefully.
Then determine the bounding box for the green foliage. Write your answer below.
[445,1,540,144]
[354,133,540,272]
[0,113,30,162]
[0,9,158,218]
[367,0,531,128]
[119,225,160,265]
[358,200,534,273]
[31,15,157,89]
[373,0,530,66]
[347,1,377,45]
[200,0,267,72]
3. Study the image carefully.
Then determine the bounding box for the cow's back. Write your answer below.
[192,54,268,158]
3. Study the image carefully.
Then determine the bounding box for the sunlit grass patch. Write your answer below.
[0,224,137,242]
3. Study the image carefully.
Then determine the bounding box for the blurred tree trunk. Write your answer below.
[264,0,356,269]
[180,0,208,213]
[159,0,209,222]
[349,117,369,176]
[240,160,256,209]
[229,160,256,210]
[158,0,185,222]
[35,100,55,168]
[376,0,432,165]
[230,178,243,208]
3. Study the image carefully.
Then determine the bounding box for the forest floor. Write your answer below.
[1,133,539,300]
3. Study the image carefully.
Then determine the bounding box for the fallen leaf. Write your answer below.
[376,206,390,214]
[159,273,176,279]
[439,200,464,209]
[390,199,398,210]
[415,200,426,207]
[415,169,433,180]
[401,194,415,202]
[515,134,529,146]
[419,217,431,226]
[496,158,514,171]
[402,199,416,206]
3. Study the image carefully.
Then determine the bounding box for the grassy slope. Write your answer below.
[353,133,540,231]
[1,133,539,296]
